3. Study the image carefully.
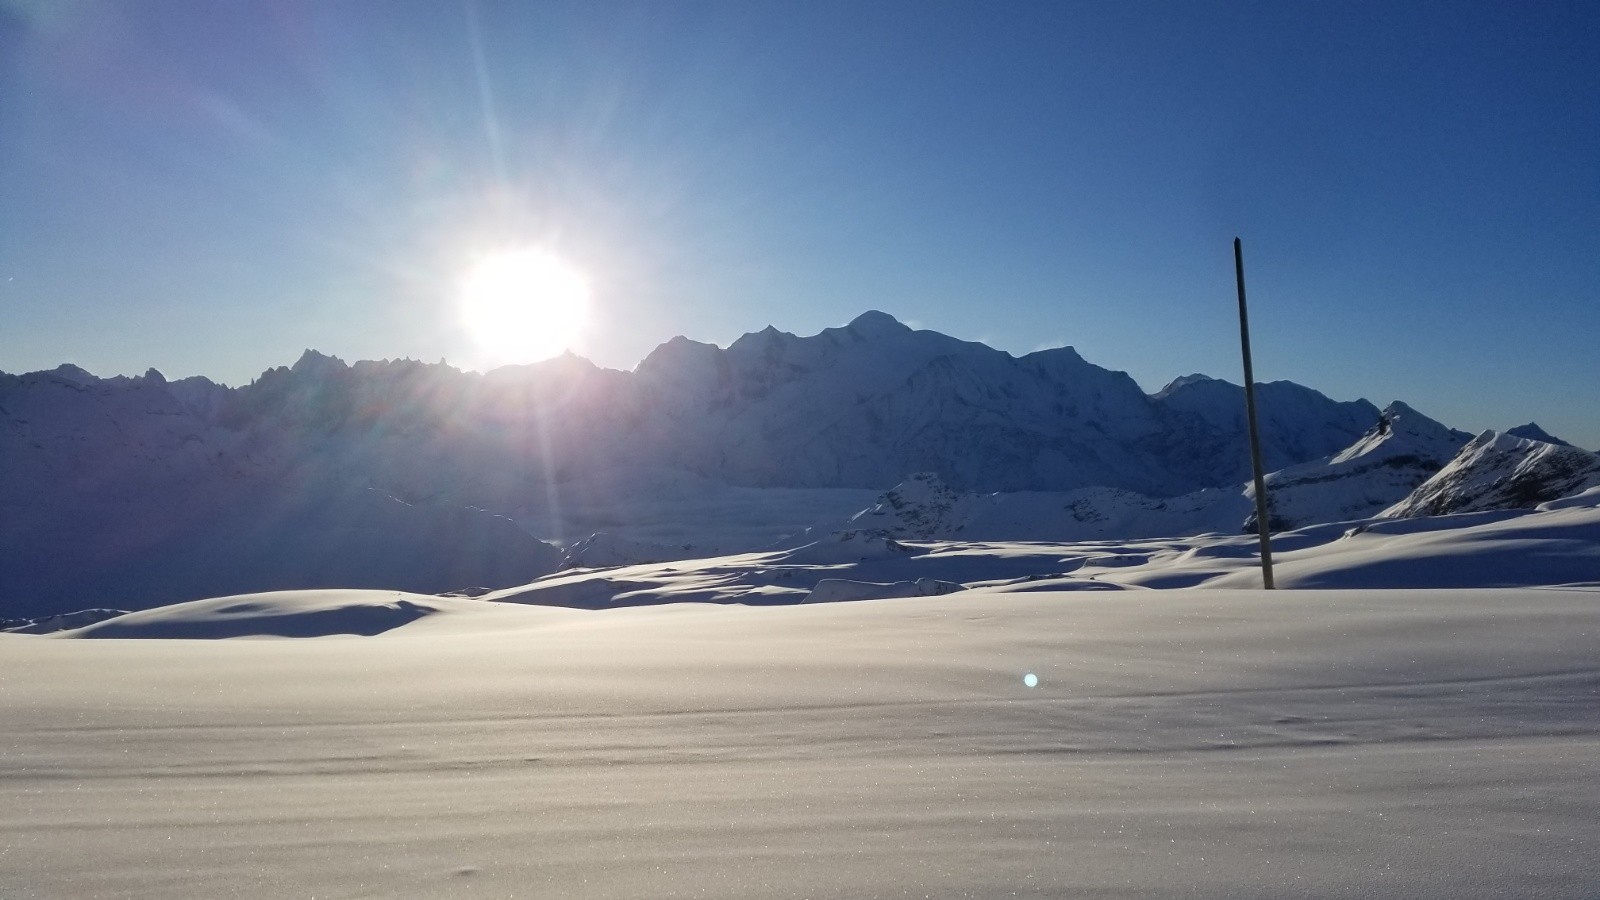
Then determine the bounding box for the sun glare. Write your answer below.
[459,248,590,364]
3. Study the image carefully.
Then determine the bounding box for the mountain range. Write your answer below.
[4,311,1593,617]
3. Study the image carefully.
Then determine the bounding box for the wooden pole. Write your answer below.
[1234,238,1276,589]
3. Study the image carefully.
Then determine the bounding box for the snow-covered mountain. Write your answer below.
[558,533,693,570]
[625,312,1378,493]
[841,473,1252,542]
[59,312,1376,504]
[838,401,1475,542]
[1148,373,1381,486]
[1381,430,1600,518]
[1252,400,1472,530]
[0,365,561,617]
[3,310,1566,617]
[5,309,1380,504]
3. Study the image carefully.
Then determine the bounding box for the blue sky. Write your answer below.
[1,0,1596,447]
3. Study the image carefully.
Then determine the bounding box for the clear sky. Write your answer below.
[2,0,1596,448]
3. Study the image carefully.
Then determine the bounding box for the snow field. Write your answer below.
[4,586,1598,897]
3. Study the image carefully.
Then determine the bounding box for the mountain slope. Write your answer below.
[0,366,561,617]
[1252,400,1472,530]
[1146,374,1380,486]
[1381,431,1600,518]
[838,401,1474,543]
[620,313,1383,493]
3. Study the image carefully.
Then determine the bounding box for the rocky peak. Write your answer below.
[51,364,99,385]
[1506,422,1572,447]
[1153,373,1220,399]
[290,349,349,377]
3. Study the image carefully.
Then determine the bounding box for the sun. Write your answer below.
[458,248,590,364]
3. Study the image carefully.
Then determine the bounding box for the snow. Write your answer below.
[61,590,481,639]
[802,576,965,603]
[482,491,1600,606]
[7,313,1402,619]
[1383,429,1600,518]
[842,476,1253,543]
[6,312,1599,894]
[1539,484,1600,512]
[3,583,1596,896]
[520,481,877,553]
[1254,399,1470,529]
[1172,502,1600,590]
[831,402,1473,544]
[0,608,127,635]
[1149,375,1379,479]
[3,452,1598,895]
[559,532,690,569]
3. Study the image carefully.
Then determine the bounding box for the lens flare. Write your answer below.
[459,248,589,364]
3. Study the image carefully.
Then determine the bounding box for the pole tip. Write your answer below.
[1233,236,1241,248]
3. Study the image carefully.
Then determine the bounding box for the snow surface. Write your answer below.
[3,583,1597,897]
[61,590,485,640]
[464,494,1600,608]
[802,576,966,603]
[4,484,1598,896]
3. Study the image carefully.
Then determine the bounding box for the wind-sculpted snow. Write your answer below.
[802,577,966,603]
[63,591,447,639]
[456,494,1600,609]
[4,586,1598,896]
[1538,485,1600,513]
[1,608,128,635]
[1130,502,1600,590]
